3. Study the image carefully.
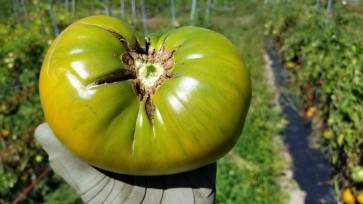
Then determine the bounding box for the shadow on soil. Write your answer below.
[266,43,336,204]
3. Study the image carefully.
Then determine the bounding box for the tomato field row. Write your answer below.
[263,1,363,202]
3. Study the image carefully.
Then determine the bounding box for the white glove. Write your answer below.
[35,123,216,204]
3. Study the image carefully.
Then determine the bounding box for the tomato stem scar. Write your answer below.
[104,29,175,125]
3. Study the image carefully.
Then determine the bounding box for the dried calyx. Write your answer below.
[95,29,175,124]
[122,43,175,102]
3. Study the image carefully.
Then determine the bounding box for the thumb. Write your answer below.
[35,123,67,158]
[34,123,106,194]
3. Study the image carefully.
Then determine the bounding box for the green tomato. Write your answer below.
[352,166,363,183]
[35,154,44,163]
[39,15,251,175]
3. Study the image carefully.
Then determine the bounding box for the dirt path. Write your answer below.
[264,45,336,204]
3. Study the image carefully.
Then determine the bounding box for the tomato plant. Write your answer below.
[264,1,363,198]
[39,15,251,175]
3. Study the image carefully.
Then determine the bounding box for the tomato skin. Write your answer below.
[342,188,356,204]
[357,192,363,204]
[352,166,363,183]
[39,15,251,175]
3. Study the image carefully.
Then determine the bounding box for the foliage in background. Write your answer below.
[0,1,52,202]
[212,2,286,203]
[263,0,363,198]
[0,0,286,203]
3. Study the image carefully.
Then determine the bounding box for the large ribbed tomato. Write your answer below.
[39,15,251,175]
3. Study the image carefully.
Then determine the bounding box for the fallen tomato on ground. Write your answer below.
[39,15,251,175]
[357,192,363,204]
[342,188,356,204]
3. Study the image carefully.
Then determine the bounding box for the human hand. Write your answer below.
[35,123,216,204]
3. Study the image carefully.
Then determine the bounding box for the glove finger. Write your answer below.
[102,179,134,204]
[142,176,164,204]
[35,123,65,157]
[123,177,147,204]
[35,123,106,194]
[185,163,216,198]
[161,174,194,204]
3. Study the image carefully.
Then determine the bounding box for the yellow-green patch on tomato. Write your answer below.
[352,166,363,183]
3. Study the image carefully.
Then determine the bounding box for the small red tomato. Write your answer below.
[305,85,312,91]
[308,95,314,102]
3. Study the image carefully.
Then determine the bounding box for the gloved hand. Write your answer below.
[35,123,216,204]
